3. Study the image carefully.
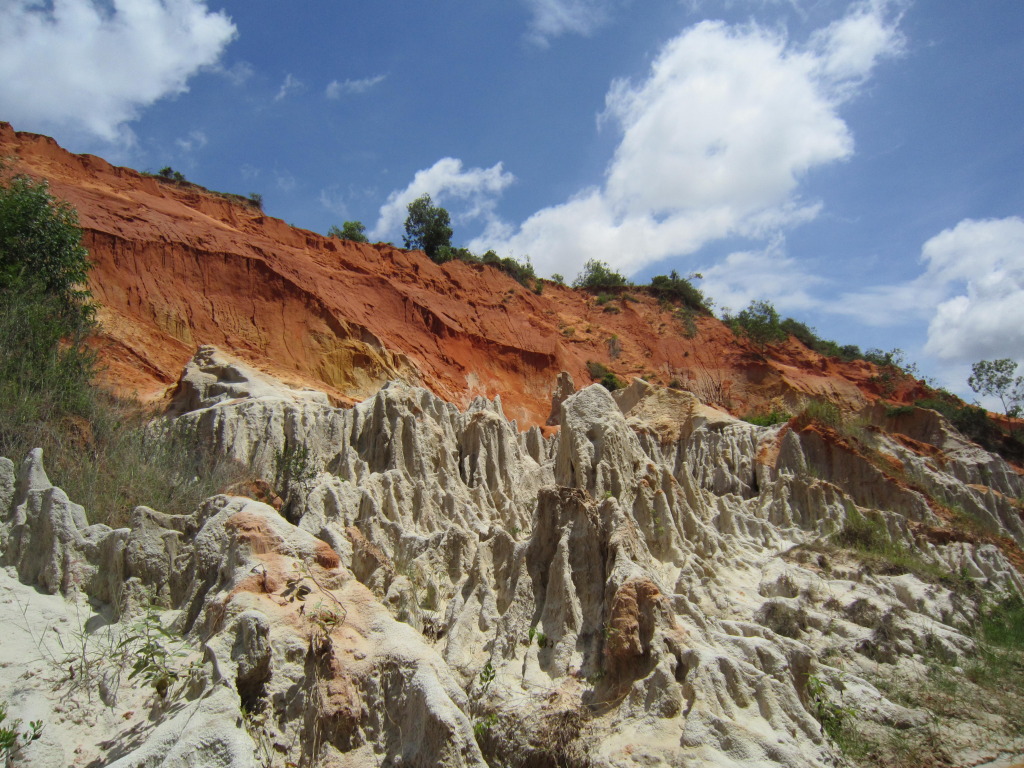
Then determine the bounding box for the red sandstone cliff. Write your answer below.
[0,122,928,426]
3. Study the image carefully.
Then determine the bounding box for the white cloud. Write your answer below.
[699,241,827,315]
[0,0,236,143]
[810,0,905,95]
[175,129,207,152]
[471,5,902,280]
[275,170,297,193]
[523,0,618,45]
[274,73,303,102]
[216,60,253,86]
[919,217,1024,363]
[325,74,386,98]
[371,158,515,241]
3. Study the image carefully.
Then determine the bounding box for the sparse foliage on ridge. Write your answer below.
[648,270,711,313]
[328,221,368,243]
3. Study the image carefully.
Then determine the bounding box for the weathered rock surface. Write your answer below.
[4,350,1021,767]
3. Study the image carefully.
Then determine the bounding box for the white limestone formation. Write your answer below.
[2,349,1023,767]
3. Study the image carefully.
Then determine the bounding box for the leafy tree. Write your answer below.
[968,359,1024,418]
[572,259,629,291]
[0,173,93,325]
[403,194,452,261]
[0,171,97,448]
[726,300,786,349]
[328,221,368,242]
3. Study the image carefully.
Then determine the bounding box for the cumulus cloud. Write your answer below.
[831,217,1024,378]
[0,0,236,142]
[523,0,619,45]
[810,0,905,95]
[699,241,827,315]
[371,158,515,241]
[325,74,386,98]
[919,218,1024,362]
[470,3,902,279]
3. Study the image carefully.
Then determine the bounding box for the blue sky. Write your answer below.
[2,0,1023,401]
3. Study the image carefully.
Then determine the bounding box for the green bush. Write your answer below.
[0,172,96,456]
[327,221,368,242]
[572,259,629,291]
[725,300,787,349]
[742,409,791,427]
[797,399,843,429]
[648,271,710,313]
[481,250,536,286]
[0,170,251,526]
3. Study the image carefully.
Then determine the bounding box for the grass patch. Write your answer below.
[795,399,843,430]
[834,506,955,584]
[742,409,791,427]
[6,390,252,528]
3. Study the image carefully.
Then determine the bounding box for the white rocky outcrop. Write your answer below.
[2,350,1023,767]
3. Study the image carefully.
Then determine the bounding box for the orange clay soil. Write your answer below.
[0,122,932,428]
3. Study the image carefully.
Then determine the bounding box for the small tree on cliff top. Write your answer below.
[403,194,452,261]
[969,359,1024,419]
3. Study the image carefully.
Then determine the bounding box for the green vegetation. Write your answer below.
[328,220,369,242]
[118,601,195,699]
[403,194,452,261]
[480,249,536,286]
[0,169,250,527]
[807,674,858,751]
[586,361,625,391]
[742,409,791,427]
[648,270,711,313]
[724,299,788,349]
[572,258,629,291]
[834,506,952,583]
[0,702,43,760]
[968,358,1024,418]
[157,166,187,182]
[795,399,843,430]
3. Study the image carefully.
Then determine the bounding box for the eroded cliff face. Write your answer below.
[0,123,930,428]
[2,350,1022,768]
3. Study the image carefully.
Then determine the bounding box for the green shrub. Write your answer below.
[742,409,791,427]
[0,702,42,760]
[600,372,626,391]
[796,399,842,430]
[725,300,787,349]
[481,250,536,286]
[586,361,612,380]
[648,271,710,313]
[0,171,251,526]
[572,259,629,291]
[327,221,368,242]
[157,166,186,183]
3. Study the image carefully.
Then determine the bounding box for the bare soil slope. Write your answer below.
[0,122,929,426]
